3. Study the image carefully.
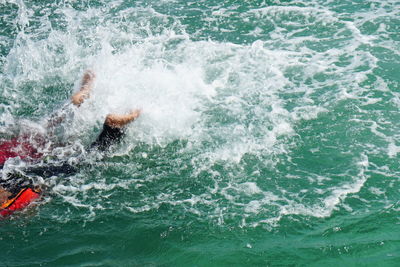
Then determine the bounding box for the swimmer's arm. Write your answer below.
[105,109,141,128]
[47,70,95,128]
[71,70,95,106]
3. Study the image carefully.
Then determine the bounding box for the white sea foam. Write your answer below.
[0,0,396,226]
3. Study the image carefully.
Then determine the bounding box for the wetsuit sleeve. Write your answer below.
[25,162,78,178]
[90,124,125,152]
[1,162,78,198]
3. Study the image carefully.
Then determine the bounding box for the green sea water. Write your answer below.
[0,0,399,266]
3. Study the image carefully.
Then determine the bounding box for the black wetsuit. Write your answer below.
[0,124,124,197]
[91,124,125,151]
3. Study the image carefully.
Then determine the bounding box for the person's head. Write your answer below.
[0,187,11,205]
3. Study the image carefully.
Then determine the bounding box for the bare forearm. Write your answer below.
[71,70,95,106]
[105,110,141,128]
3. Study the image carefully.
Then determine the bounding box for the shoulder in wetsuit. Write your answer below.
[90,123,125,152]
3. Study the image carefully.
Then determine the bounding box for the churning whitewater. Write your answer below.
[0,0,399,265]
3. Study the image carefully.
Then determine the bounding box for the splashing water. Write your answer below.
[0,0,399,265]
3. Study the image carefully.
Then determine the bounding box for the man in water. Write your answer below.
[0,70,141,216]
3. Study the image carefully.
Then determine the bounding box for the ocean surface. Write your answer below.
[0,0,399,266]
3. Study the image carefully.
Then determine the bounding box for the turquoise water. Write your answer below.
[0,0,399,265]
